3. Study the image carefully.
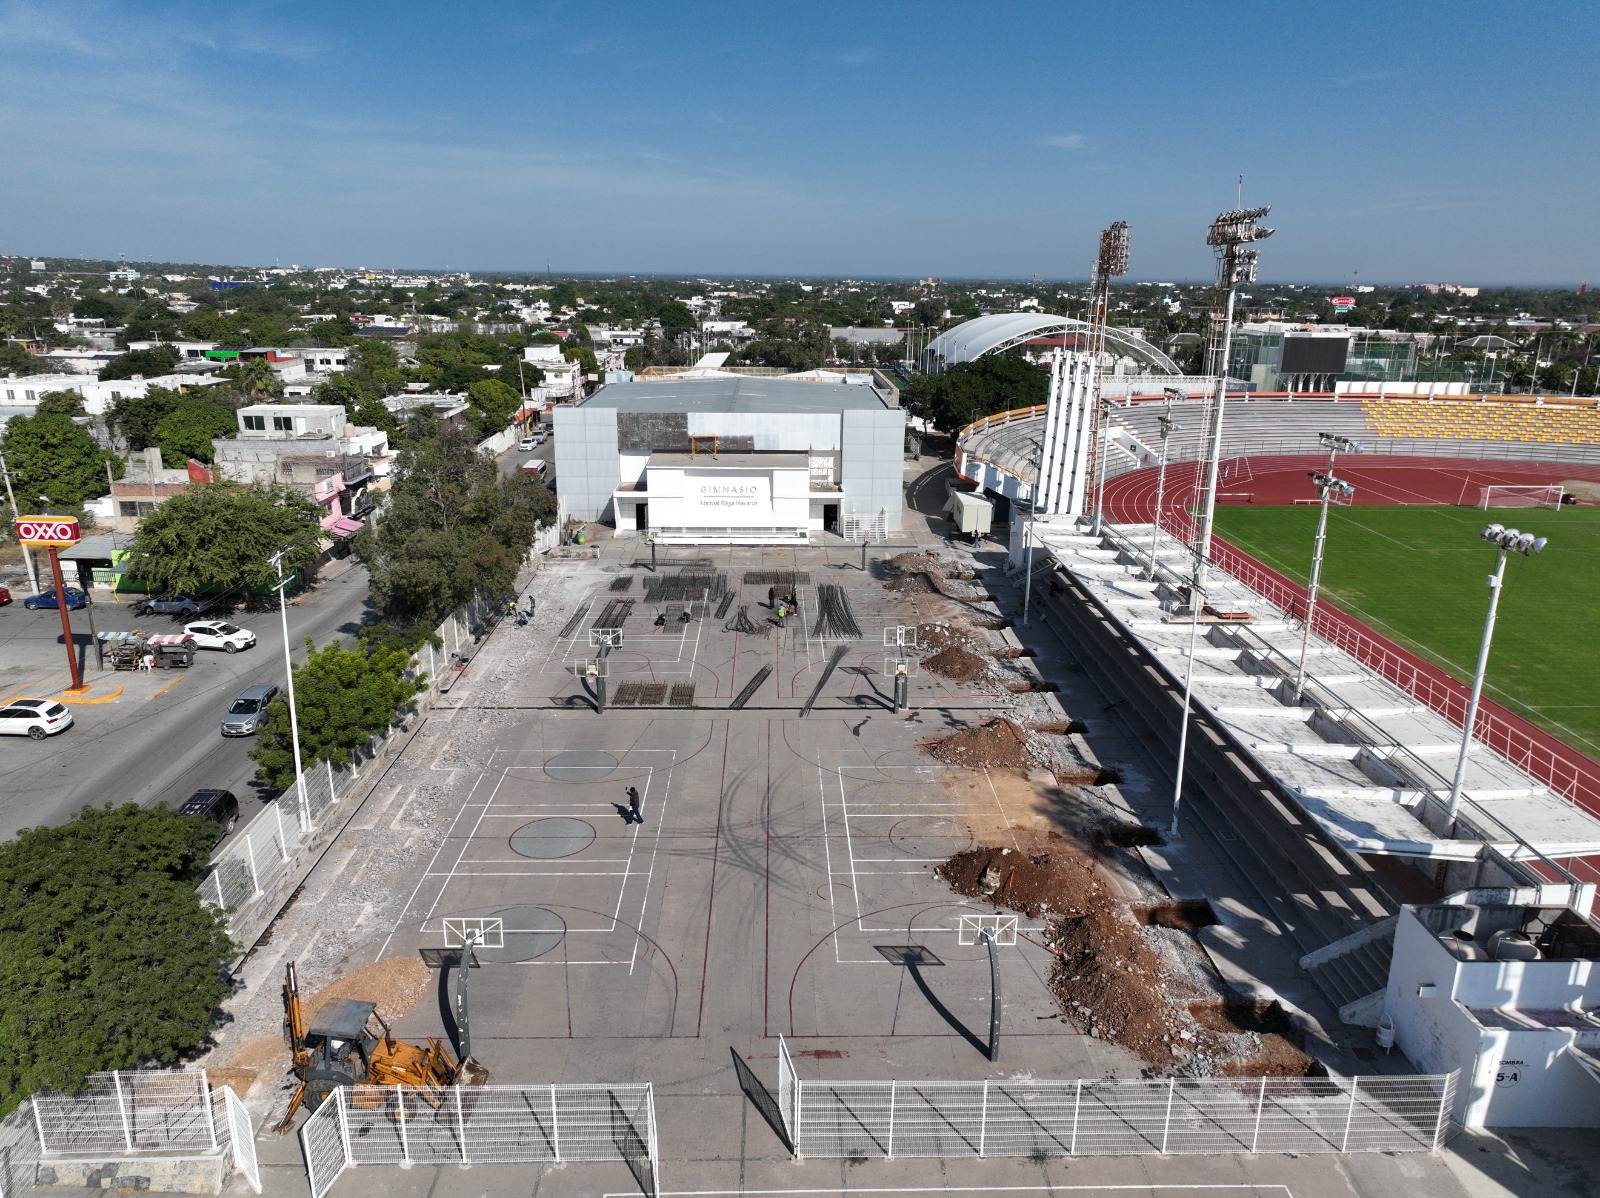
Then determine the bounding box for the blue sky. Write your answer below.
[2,1,1594,283]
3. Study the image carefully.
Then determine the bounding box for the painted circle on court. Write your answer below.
[479,906,566,962]
[510,817,596,860]
[545,749,618,782]
[888,815,972,858]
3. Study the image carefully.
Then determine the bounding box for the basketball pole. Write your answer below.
[981,927,1001,1062]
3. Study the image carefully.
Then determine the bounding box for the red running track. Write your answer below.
[1101,455,1600,875]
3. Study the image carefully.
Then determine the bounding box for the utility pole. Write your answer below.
[0,452,40,593]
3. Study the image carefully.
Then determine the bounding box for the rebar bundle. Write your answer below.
[724,604,770,637]
[729,664,773,709]
[811,584,862,639]
[592,598,634,629]
[743,570,811,586]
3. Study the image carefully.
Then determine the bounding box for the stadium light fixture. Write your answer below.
[1293,472,1355,701]
[1090,220,1131,537]
[1146,390,1184,581]
[1192,205,1273,597]
[1445,524,1547,824]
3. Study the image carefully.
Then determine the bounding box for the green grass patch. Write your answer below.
[1212,504,1600,757]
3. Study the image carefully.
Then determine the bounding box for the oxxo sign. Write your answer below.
[14,516,82,548]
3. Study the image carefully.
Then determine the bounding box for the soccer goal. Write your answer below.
[1478,484,1564,510]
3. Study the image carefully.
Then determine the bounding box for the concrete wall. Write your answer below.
[838,408,906,530]
[552,404,620,523]
[1384,908,1600,1127]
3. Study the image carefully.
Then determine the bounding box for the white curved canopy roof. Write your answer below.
[921,312,1181,375]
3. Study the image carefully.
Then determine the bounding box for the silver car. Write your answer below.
[221,683,280,736]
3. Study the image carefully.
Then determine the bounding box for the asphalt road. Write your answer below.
[0,563,374,843]
[499,428,557,490]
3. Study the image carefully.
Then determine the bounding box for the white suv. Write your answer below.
[183,620,257,653]
[0,699,74,740]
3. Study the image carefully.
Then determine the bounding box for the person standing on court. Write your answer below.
[626,785,642,824]
[767,585,776,609]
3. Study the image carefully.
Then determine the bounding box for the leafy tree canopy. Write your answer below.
[122,481,322,598]
[250,635,428,789]
[108,386,185,451]
[72,294,124,323]
[99,345,181,381]
[900,354,1048,433]
[0,343,49,375]
[0,412,122,507]
[0,803,233,1115]
[36,390,87,417]
[153,398,237,466]
[217,357,282,400]
[355,422,554,624]
[465,377,520,438]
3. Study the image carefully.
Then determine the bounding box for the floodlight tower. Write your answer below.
[1293,432,1363,701]
[1088,221,1129,536]
[1191,205,1273,593]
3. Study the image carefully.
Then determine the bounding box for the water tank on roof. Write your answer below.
[1487,930,1542,962]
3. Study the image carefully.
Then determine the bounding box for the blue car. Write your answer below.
[22,587,89,610]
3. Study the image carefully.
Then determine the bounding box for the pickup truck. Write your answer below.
[131,595,206,617]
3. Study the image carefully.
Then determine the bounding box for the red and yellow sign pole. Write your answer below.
[15,516,85,692]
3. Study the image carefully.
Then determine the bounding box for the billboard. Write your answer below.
[687,473,772,526]
[1281,335,1350,376]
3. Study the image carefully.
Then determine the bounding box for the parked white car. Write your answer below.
[0,699,74,739]
[183,620,257,653]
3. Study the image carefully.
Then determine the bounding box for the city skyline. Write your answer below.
[1,0,1594,285]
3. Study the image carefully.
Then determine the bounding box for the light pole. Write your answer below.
[1193,205,1273,594]
[269,545,311,828]
[1145,390,1183,580]
[1293,433,1364,701]
[1445,523,1546,824]
[1089,219,1130,537]
[0,451,41,594]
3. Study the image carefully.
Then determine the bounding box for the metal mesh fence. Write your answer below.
[32,1070,216,1157]
[774,1044,1454,1159]
[302,1084,657,1196]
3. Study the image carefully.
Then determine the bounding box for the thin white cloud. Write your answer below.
[1040,133,1087,150]
[836,47,874,66]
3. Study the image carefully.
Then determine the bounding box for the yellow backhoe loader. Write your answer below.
[273,961,486,1132]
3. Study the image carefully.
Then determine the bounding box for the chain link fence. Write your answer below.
[302,1083,658,1198]
[774,1039,1454,1159]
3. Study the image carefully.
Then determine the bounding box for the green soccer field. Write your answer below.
[1212,504,1600,757]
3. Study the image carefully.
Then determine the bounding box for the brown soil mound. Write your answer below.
[887,551,942,572]
[886,572,938,594]
[938,842,1318,1076]
[916,621,982,652]
[923,644,989,682]
[925,719,1034,769]
[304,956,432,1025]
[939,845,1187,1066]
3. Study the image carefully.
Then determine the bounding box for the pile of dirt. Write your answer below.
[923,644,990,682]
[885,572,938,594]
[887,551,943,573]
[916,621,983,653]
[938,840,1318,1076]
[924,719,1035,769]
[303,956,432,1025]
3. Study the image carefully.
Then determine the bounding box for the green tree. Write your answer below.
[562,344,598,375]
[72,294,124,323]
[152,399,237,466]
[36,389,87,417]
[0,343,47,375]
[351,395,398,437]
[349,339,406,396]
[250,636,428,788]
[0,803,233,1115]
[465,377,520,437]
[122,481,322,598]
[355,422,554,624]
[0,412,121,506]
[99,345,181,381]
[217,357,282,400]
[108,386,185,451]
[900,354,1048,433]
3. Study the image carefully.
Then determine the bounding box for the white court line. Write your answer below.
[375,771,489,959]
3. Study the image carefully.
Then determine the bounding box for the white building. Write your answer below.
[0,372,223,416]
[555,370,905,544]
